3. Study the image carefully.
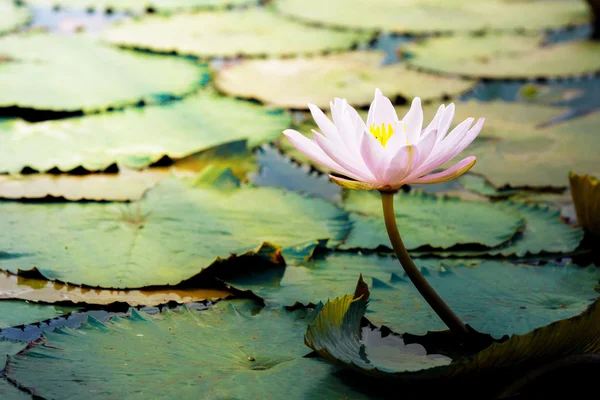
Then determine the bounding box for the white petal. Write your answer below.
[436,103,455,143]
[408,156,476,184]
[382,121,408,157]
[366,88,398,128]
[427,117,474,162]
[415,129,439,166]
[402,97,423,144]
[407,117,483,180]
[313,131,376,182]
[384,145,419,185]
[308,103,341,143]
[422,104,445,136]
[282,129,353,177]
[359,131,386,181]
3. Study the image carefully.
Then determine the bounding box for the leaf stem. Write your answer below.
[380,191,470,341]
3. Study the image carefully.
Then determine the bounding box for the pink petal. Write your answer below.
[436,103,455,143]
[402,97,423,144]
[422,104,445,137]
[359,131,386,181]
[366,88,398,128]
[283,129,353,177]
[383,145,419,185]
[409,156,477,184]
[425,117,474,165]
[313,131,376,182]
[382,121,408,156]
[308,103,341,143]
[427,117,484,172]
[415,129,439,166]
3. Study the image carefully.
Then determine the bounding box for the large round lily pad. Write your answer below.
[402,35,600,79]
[215,51,475,109]
[0,301,77,330]
[102,9,371,58]
[0,176,350,288]
[0,271,232,307]
[5,300,375,399]
[467,107,600,188]
[274,0,589,34]
[0,1,30,34]
[0,91,290,173]
[340,190,524,251]
[23,0,257,13]
[224,253,600,338]
[1,339,28,400]
[0,33,205,113]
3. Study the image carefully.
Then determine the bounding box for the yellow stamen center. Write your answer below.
[370,123,407,147]
[369,123,394,147]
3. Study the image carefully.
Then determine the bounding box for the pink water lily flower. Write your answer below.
[283,88,484,192]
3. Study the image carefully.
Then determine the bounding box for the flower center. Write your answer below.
[369,123,407,147]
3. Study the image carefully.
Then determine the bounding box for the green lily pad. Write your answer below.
[402,35,600,79]
[340,191,524,251]
[0,176,350,288]
[484,202,582,257]
[22,0,257,13]
[0,379,28,400]
[274,0,589,34]
[305,288,600,395]
[102,9,371,59]
[0,340,28,400]
[0,33,206,113]
[411,200,583,258]
[224,253,600,338]
[0,1,30,35]
[5,300,375,399]
[306,295,452,376]
[0,91,290,173]
[458,174,520,198]
[468,108,600,188]
[0,300,77,329]
[215,51,475,109]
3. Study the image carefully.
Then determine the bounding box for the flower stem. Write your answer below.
[380,191,470,341]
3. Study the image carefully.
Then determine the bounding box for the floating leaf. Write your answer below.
[0,91,289,173]
[458,174,520,198]
[416,201,583,258]
[0,169,166,201]
[0,1,30,34]
[225,253,600,338]
[340,190,523,251]
[0,177,349,288]
[0,140,258,202]
[0,301,77,330]
[103,9,371,58]
[6,300,375,399]
[0,33,206,113]
[0,271,232,307]
[22,0,257,13]
[305,295,452,375]
[402,35,600,79]
[304,287,600,395]
[275,0,588,34]
[0,340,28,400]
[569,172,600,238]
[469,108,600,188]
[215,51,475,109]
